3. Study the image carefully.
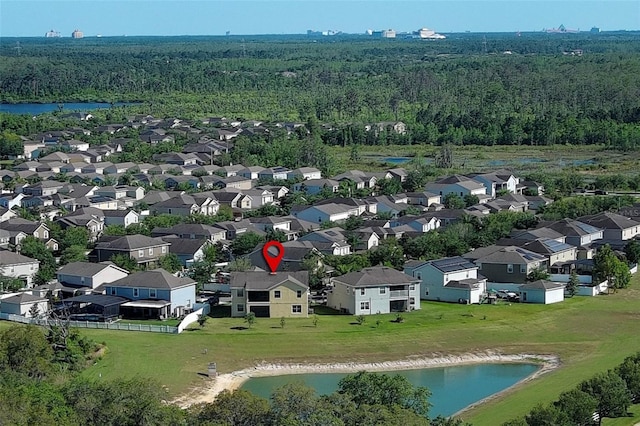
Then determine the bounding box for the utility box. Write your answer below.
[208,362,217,377]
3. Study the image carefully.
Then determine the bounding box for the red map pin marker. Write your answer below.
[262,240,284,274]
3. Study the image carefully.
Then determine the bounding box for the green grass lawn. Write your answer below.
[70,274,640,425]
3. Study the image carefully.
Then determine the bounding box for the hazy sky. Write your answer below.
[1,0,638,37]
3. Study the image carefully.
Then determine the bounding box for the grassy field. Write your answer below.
[68,273,640,425]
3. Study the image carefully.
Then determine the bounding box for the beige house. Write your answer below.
[230,271,309,318]
[0,250,39,288]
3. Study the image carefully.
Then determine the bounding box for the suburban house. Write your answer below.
[151,223,226,242]
[0,250,39,288]
[103,269,196,319]
[405,191,442,207]
[230,271,309,318]
[103,210,140,228]
[468,172,520,198]
[57,261,129,290]
[162,237,211,267]
[292,179,340,196]
[150,194,219,216]
[327,266,420,315]
[291,203,361,224]
[404,256,487,304]
[464,245,548,285]
[537,219,604,258]
[0,292,49,318]
[91,235,171,267]
[247,241,323,272]
[298,227,354,255]
[288,167,322,181]
[519,280,565,304]
[425,175,488,199]
[0,218,50,241]
[500,237,578,273]
[578,212,640,241]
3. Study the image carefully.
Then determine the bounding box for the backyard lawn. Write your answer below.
[73,274,640,425]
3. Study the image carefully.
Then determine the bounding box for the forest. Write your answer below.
[2,33,640,149]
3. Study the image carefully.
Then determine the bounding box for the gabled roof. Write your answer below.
[95,235,169,251]
[107,269,195,290]
[230,271,309,291]
[0,250,38,266]
[579,212,640,231]
[473,246,547,264]
[428,256,477,273]
[519,280,564,290]
[57,261,128,277]
[2,292,48,304]
[542,219,602,237]
[334,266,418,287]
[163,237,209,255]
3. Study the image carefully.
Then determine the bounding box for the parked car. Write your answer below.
[497,290,518,301]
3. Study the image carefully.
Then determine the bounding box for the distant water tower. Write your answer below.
[72,29,84,39]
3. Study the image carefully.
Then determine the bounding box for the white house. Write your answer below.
[57,261,129,290]
[468,172,520,198]
[519,280,564,304]
[0,250,39,288]
[404,256,487,304]
[0,293,48,317]
[425,175,487,198]
[327,266,420,315]
[291,203,361,224]
[288,167,322,181]
[103,210,140,228]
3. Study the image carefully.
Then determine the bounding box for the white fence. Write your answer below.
[549,274,593,284]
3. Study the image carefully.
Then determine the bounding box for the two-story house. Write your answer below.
[327,266,420,315]
[151,223,226,242]
[464,245,548,285]
[291,203,361,224]
[57,261,129,290]
[425,175,488,199]
[104,269,196,319]
[404,256,486,304]
[578,212,640,241]
[230,271,309,318]
[0,250,39,288]
[92,235,171,268]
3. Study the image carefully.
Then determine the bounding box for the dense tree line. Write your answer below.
[2,35,640,149]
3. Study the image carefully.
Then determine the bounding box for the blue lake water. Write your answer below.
[241,363,539,417]
[0,102,138,115]
[383,157,412,164]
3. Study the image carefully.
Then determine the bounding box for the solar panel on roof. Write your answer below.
[543,239,572,253]
[575,222,601,234]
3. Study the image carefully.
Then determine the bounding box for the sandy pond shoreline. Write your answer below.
[173,352,561,412]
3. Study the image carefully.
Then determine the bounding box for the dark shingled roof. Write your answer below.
[230,271,309,291]
[95,235,169,251]
[334,267,418,287]
[519,280,564,291]
[107,269,195,290]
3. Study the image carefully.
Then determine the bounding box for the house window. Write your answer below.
[162,246,167,254]
[507,264,514,273]
[360,288,366,296]
[520,264,527,274]
[379,287,386,294]
[296,290,302,298]
[360,301,370,310]
[410,284,415,291]
[292,305,302,313]
[237,304,244,312]
[138,250,144,257]
[416,272,422,280]
[133,288,139,297]
[110,287,116,295]
[236,289,244,298]
[149,289,157,298]
[148,248,154,256]
[274,290,281,299]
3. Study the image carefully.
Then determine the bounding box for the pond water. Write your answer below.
[0,102,139,115]
[241,363,539,418]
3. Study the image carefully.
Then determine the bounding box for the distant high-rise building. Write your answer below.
[382,29,396,38]
[415,28,445,39]
[71,29,84,39]
[45,29,60,38]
